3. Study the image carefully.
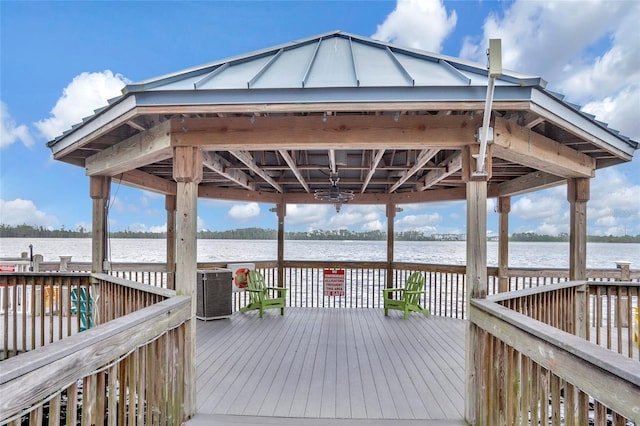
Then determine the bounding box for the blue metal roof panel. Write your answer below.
[352,41,411,87]
[250,43,319,89]
[47,30,637,154]
[305,36,357,88]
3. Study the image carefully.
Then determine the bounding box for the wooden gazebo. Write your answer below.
[46,31,638,423]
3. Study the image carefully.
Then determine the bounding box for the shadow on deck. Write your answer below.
[190,308,467,425]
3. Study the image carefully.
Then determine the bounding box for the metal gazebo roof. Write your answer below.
[47,30,638,205]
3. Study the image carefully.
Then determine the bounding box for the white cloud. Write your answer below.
[34,70,129,140]
[459,0,640,142]
[372,0,457,52]
[327,205,385,231]
[512,187,566,221]
[287,204,331,228]
[227,202,260,222]
[149,224,167,233]
[581,83,640,140]
[395,212,441,234]
[0,198,58,227]
[588,166,640,235]
[0,102,34,149]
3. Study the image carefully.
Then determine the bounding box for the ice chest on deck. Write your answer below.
[196,268,232,320]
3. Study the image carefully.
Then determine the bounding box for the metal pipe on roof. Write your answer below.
[475,39,502,176]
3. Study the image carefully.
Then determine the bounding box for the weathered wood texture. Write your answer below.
[470,296,640,424]
[0,295,191,424]
[195,308,465,422]
[0,274,90,359]
[90,176,110,274]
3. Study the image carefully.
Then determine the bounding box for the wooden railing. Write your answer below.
[469,282,640,425]
[589,282,639,359]
[226,261,638,320]
[0,274,190,425]
[1,273,92,359]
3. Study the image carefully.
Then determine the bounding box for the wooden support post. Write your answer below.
[497,196,511,293]
[568,178,589,281]
[277,202,285,287]
[173,146,202,420]
[166,195,176,290]
[463,145,489,425]
[90,176,111,274]
[386,203,396,289]
[568,177,590,340]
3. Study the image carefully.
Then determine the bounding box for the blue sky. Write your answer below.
[1,0,639,236]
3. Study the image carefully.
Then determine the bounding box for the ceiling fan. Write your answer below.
[313,173,355,212]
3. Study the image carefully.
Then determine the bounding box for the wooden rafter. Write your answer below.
[361,149,385,193]
[202,151,255,191]
[493,117,595,178]
[85,121,173,176]
[497,171,565,196]
[388,149,439,193]
[229,150,283,193]
[417,152,462,191]
[278,150,310,193]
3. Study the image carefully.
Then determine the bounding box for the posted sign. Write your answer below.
[324,269,345,297]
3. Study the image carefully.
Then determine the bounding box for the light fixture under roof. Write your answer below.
[314,173,355,212]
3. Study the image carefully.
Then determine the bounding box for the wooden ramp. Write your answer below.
[192,308,466,425]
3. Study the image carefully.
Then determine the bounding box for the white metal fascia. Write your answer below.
[48,95,138,155]
[530,89,637,158]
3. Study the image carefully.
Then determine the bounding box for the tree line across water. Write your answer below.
[1,224,639,243]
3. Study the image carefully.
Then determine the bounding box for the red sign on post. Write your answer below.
[0,264,16,272]
[324,269,345,297]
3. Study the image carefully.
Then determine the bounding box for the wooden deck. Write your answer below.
[191,308,467,425]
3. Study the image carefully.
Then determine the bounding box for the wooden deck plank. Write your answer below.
[195,308,466,423]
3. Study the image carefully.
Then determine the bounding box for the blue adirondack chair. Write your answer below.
[71,287,93,331]
[383,271,430,319]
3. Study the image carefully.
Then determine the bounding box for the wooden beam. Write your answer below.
[388,149,439,193]
[417,152,462,191]
[361,149,386,193]
[198,185,282,203]
[229,150,283,192]
[202,151,255,190]
[114,169,177,195]
[493,117,595,178]
[497,170,565,197]
[278,150,310,193]
[85,120,173,176]
[171,114,482,150]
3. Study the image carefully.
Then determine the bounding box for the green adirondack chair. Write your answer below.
[240,270,287,317]
[383,271,430,319]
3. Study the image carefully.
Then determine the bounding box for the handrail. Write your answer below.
[470,297,640,422]
[91,272,175,298]
[0,295,190,421]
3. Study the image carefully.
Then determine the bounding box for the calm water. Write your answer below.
[1,238,638,269]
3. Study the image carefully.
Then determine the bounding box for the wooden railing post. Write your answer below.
[166,194,176,290]
[277,202,285,288]
[497,196,510,293]
[386,203,396,290]
[616,261,631,327]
